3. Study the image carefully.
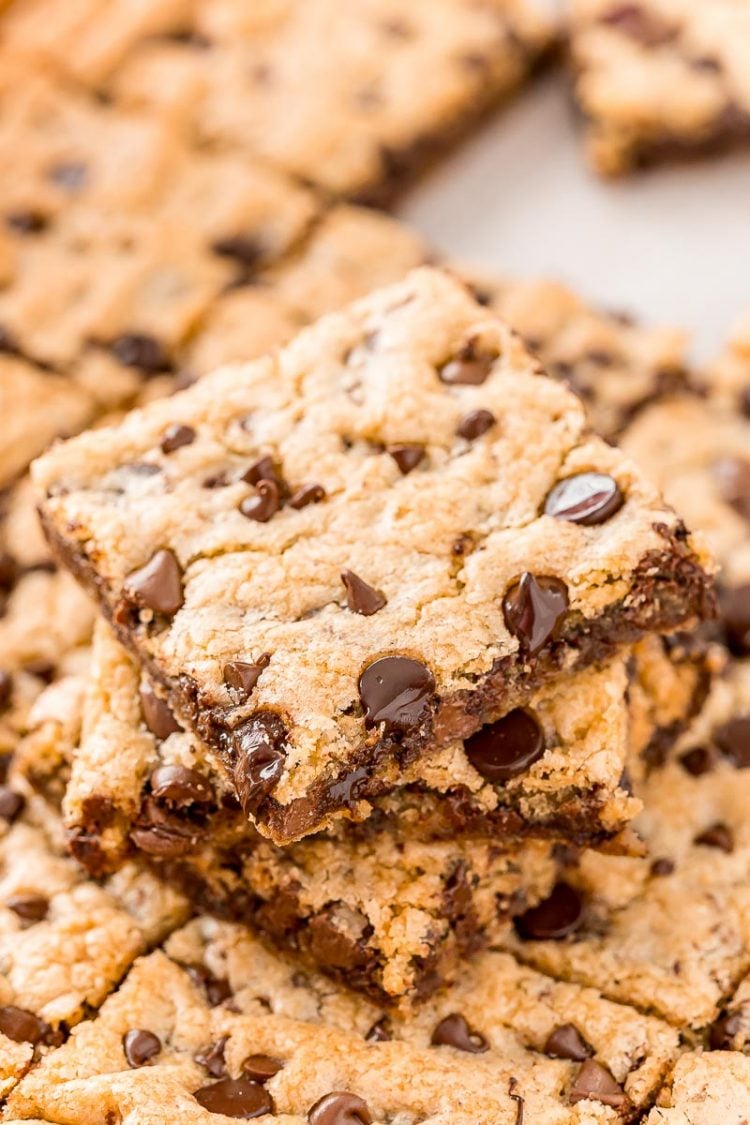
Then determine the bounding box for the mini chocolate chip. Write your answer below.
[211,234,264,268]
[194,1076,274,1117]
[543,1024,592,1061]
[679,746,714,776]
[110,333,172,374]
[431,1013,489,1054]
[0,1005,47,1044]
[240,479,280,522]
[0,787,25,823]
[514,882,584,941]
[289,482,326,509]
[709,1010,742,1050]
[569,1059,628,1109]
[544,473,624,526]
[365,1017,392,1042]
[600,3,677,47]
[231,712,286,815]
[358,655,435,730]
[457,408,495,440]
[224,656,270,700]
[242,1054,284,1082]
[124,549,184,617]
[160,424,196,454]
[715,716,750,768]
[5,209,48,234]
[438,344,496,385]
[502,573,569,656]
[694,822,734,853]
[308,1091,373,1125]
[183,963,232,1007]
[713,456,750,521]
[140,682,181,739]
[195,1038,228,1078]
[650,857,675,877]
[341,570,387,616]
[387,444,425,474]
[0,670,12,712]
[47,160,88,190]
[464,709,545,783]
[720,584,750,657]
[7,894,49,923]
[150,765,214,806]
[123,1028,161,1067]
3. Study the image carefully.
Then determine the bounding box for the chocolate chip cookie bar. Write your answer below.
[34,268,716,844]
[570,0,750,176]
[647,1053,750,1122]
[4,913,680,1122]
[702,303,750,416]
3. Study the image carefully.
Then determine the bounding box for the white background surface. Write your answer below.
[399,69,750,364]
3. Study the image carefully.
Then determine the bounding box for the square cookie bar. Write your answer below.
[34,268,715,844]
[570,0,750,176]
[4,914,679,1122]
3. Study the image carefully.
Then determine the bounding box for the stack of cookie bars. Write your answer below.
[0,1,747,1122]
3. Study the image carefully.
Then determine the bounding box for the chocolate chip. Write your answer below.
[5,209,48,234]
[341,570,387,616]
[514,882,584,941]
[224,656,270,700]
[543,1024,592,1061]
[160,424,196,454]
[544,473,624,526]
[289,483,326,509]
[194,1076,274,1117]
[130,822,195,858]
[124,549,184,617]
[365,1017,392,1042]
[457,409,495,440]
[0,786,25,823]
[110,333,172,374]
[650,857,675,877]
[231,712,286,815]
[502,573,569,656]
[569,1059,628,1109]
[694,822,734,853]
[7,894,49,923]
[439,344,496,385]
[240,479,280,522]
[123,1028,161,1067]
[713,456,750,521]
[715,715,750,768]
[679,746,714,776]
[387,444,425,474]
[0,1005,48,1044]
[140,682,181,740]
[183,963,232,1007]
[0,670,12,712]
[150,765,214,806]
[720,584,750,656]
[195,1038,228,1078]
[47,160,88,190]
[600,3,677,47]
[307,1092,373,1125]
[464,709,545,783]
[211,235,264,268]
[430,1013,489,1053]
[240,456,279,487]
[358,656,435,730]
[242,1054,284,1082]
[709,1010,742,1050]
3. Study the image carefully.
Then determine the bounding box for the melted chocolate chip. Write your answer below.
[600,3,677,47]
[514,882,584,941]
[150,765,214,806]
[0,1005,48,1044]
[183,963,232,1007]
[140,682,181,739]
[679,746,714,776]
[365,1017,392,1042]
[0,670,12,712]
[7,894,49,923]
[569,1059,628,1109]
[111,333,172,374]
[720,584,750,656]
[123,1028,161,1067]
[224,656,270,700]
[240,479,280,522]
[694,822,734,853]
[387,444,425,474]
[543,1024,592,1061]
[715,715,750,768]
[457,408,495,440]
[0,786,25,823]
[341,570,387,616]
[124,549,184,617]
[713,456,750,521]
[241,456,279,487]
[438,343,496,385]
[6,209,48,234]
[431,1013,489,1053]
[289,482,326,509]
[502,573,569,656]
[242,1053,284,1082]
[709,1010,742,1050]
[231,712,286,815]
[544,473,624,526]
[650,857,675,877]
[211,235,264,268]
[194,1076,274,1117]
[307,1091,373,1125]
[358,655,435,730]
[464,709,545,783]
[195,1037,228,1078]
[160,423,196,454]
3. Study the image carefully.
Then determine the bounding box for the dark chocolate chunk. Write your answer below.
[0,786,25,823]
[715,715,750,768]
[194,1076,274,1117]
[123,1028,161,1067]
[140,682,181,740]
[544,473,624,526]
[124,549,184,617]
[386,444,425,475]
[211,234,264,268]
[0,670,12,712]
[709,1010,742,1050]
[543,1024,592,1062]
[242,1053,284,1082]
[713,456,750,521]
[307,1091,373,1125]
[464,709,545,783]
[5,209,48,234]
[720,584,750,656]
[438,343,497,385]
[224,656,270,700]
[150,765,214,806]
[358,655,435,730]
[430,1013,489,1054]
[110,333,172,374]
[240,479,280,522]
[341,570,387,616]
[502,573,569,656]
[231,712,286,815]
[47,160,88,190]
[306,908,371,973]
[0,1005,47,1045]
[600,3,678,47]
[365,1017,392,1042]
[679,746,713,776]
[6,894,49,923]
[514,882,584,941]
[288,482,326,509]
[160,423,196,454]
[195,1038,228,1078]
[650,857,675,877]
[457,408,495,440]
[569,1059,628,1109]
[694,821,734,853]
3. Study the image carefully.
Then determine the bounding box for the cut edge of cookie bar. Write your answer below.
[33,267,716,845]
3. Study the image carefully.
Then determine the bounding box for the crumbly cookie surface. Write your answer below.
[647,1052,750,1123]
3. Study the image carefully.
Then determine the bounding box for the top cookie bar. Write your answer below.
[34,268,715,844]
